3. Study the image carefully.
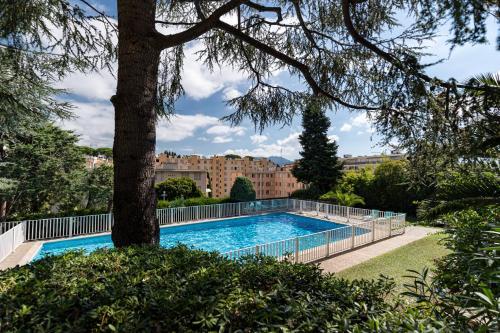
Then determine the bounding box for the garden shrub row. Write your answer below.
[0,245,455,332]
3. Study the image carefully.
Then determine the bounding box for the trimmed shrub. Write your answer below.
[289,185,322,200]
[0,245,403,332]
[229,177,256,202]
[157,197,232,208]
[155,177,203,201]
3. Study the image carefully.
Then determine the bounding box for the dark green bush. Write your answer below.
[4,207,109,222]
[157,197,232,208]
[0,246,473,332]
[155,177,203,201]
[0,245,410,332]
[229,176,256,202]
[403,206,500,331]
[290,185,322,200]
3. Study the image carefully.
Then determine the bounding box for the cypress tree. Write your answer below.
[292,103,342,193]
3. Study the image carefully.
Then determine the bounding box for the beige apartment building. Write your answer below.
[340,153,405,171]
[155,154,305,199]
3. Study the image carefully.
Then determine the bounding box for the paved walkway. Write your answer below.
[0,242,41,271]
[319,226,441,273]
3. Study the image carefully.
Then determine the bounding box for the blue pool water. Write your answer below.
[33,213,354,260]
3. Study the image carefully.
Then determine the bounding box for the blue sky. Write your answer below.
[57,1,499,160]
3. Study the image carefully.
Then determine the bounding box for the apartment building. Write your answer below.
[85,155,113,169]
[340,153,405,171]
[155,154,305,199]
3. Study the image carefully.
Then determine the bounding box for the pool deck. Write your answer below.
[0,241,42,270]
[319,226,441,273]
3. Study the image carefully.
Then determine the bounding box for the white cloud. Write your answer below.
[57,101,115,146]
[339,112,373,134]
[223,87,242,100]
[340,123,352,132]
[206,124,246,144]
[250,134,268,144]
[328,134,339,142]
[206,124,246,136]
[224,132,302,160]
[57,70,116,101]
[157,114,220,142]
[181,42,247,100]
[212,136,233,143]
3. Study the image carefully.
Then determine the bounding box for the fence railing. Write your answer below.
[224,209,406,263]
[0,199,293,241]
[0,222,25,263]
[0,199,405,264]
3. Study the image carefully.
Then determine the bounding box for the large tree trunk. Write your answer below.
[111,0,160,246]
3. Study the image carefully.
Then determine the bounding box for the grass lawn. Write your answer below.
[337,232,450,296]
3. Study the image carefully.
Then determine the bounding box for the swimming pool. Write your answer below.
[33,213,353,260]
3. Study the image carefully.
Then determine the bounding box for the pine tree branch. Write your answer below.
[215,20,384,111]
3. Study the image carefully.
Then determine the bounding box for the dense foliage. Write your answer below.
[0,123,114,221]
[404,206,500,331]
[155,177,203,201]
[0,123,86,218]
[319,190,365,207]
[336,160,418,214]
[157,197,231,209]
[417,168,500,220]
[292,103,342,193]
[229,177,256,202]
[290,186,322,200]
[1,245,454,332]
[80,146,113,158]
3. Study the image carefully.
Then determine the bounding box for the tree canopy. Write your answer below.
[2,0,498,245]
[230,177,256,202]
[155,177,203,201]
[292,103,342,193]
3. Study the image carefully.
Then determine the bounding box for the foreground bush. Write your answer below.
[0,245,446,332]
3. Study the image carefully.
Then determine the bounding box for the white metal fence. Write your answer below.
[0,222,25,262]
[0,199,292,241]
[0,199,405,264]
[224,207,406,263]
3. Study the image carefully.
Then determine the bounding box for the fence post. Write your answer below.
[69,217,74,237]
[351,225,355,248]
[196,206,199,220]
[11,226,15,252]
[294,237,300,263]
[218,205,221,218]
[389,217,392,237]
[325,232,330,257]
[347,207,350,223]
[372,219,375,242]
[316,202,319,216]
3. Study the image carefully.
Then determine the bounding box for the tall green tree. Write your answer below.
[0,122,86,219]
[230,177,256,202]
[2,0,497,246]
[86,165,114,212]
[292,103,342,193]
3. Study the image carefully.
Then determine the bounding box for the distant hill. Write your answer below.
[268,156,292,166]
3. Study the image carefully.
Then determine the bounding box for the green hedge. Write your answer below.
[3,208,109,222]
[0,246,468,331]
[157,197,232,208]
[0,247,401,331]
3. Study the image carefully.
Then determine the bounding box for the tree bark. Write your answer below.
[111,0,160,246]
